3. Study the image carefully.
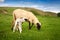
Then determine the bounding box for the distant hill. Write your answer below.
[0,7,57,16]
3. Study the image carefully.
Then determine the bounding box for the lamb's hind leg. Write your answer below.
[18,23,22,33]
[11,20,15,30]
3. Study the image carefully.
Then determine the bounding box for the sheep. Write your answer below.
[13,17,25,33]
[12,9,41,30]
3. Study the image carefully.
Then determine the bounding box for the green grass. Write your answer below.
[0,8,60,40]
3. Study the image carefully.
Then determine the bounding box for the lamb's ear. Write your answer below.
[36,23,41,30]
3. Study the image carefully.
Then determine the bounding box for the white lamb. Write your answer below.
[13,18,25,33]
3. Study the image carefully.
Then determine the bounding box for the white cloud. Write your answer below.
[0,3,9,7]
[0,2,60,13]
[0,0,4,2]
[40,7,60,13]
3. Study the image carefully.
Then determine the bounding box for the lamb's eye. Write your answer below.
[24,19,28,21]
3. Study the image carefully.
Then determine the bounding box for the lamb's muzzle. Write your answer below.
[36,23,41,30]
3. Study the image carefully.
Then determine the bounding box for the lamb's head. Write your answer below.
[34,19,41,30]
[36,23,41,30]
[20,17,26,22]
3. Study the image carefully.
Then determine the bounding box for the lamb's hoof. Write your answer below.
[20,31,22,33]
[11,27,13,30]
[13,31,15,32]
[29,27,31,30]
[20,32,21,33]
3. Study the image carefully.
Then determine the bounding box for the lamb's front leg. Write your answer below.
[13,21,17,32]
[18,23,22,33]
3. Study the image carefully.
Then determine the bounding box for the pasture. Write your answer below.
[0,7,60,40]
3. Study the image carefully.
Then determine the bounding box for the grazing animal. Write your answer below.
[13,17,25,33]
[12,9,41,30]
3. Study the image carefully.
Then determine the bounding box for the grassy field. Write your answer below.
[0,8,60,40]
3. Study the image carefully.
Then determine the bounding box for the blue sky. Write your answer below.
[0,0,60,13]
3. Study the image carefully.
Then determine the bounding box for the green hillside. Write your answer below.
[0,7,57,16]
